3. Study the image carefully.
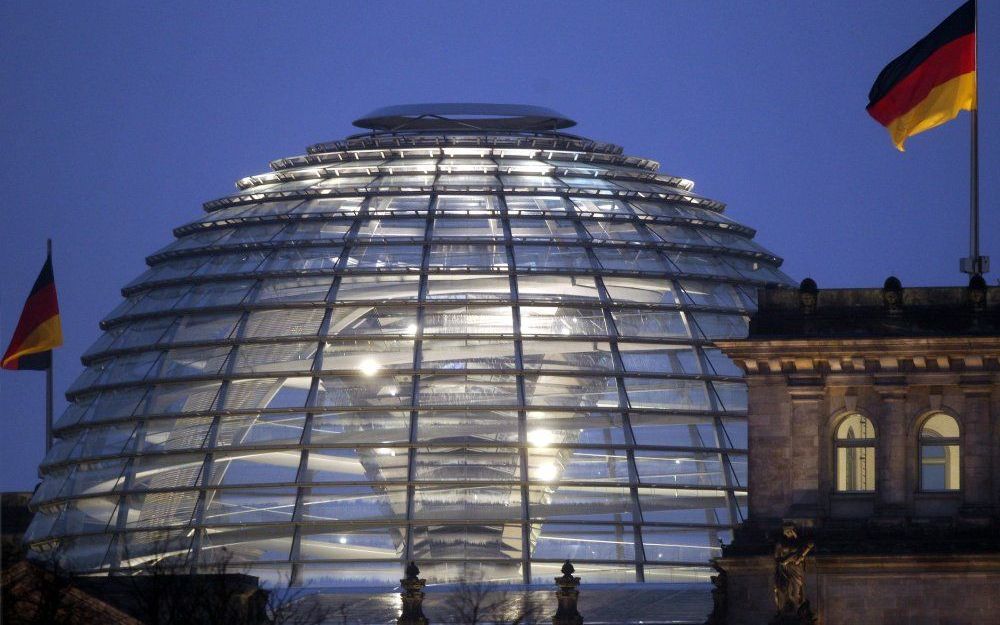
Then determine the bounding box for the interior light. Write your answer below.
[405,323,418,335]
[359,359,381,377]
[537,462,559,482]
[527,429,554,447]
[339,537,347,544]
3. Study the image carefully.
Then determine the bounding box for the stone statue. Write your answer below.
[771,523,816,625]
[397,561,428,625]
[552,560,583,625]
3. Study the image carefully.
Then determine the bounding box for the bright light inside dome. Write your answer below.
[359,358,381,376]
[527,429,554,447]
[536,462,559,482]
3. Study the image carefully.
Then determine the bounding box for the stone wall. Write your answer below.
[720,554,1000,625]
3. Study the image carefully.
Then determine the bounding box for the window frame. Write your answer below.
[833,412,877,494]
[917,412,961,493]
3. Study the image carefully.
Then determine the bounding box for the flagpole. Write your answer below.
[962,0,987,276]
[45,238,53,452]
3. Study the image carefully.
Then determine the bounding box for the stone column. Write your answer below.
[876,389,907,519]
[787,385,824,520]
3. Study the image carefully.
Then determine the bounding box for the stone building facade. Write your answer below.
[711,278,1000,625]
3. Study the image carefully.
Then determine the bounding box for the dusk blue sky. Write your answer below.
[1,1,996,491]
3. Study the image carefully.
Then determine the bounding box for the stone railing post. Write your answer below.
[552,560,583,625]
[397,561,428,625]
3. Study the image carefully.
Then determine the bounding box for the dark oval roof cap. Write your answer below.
[354,103,576,132]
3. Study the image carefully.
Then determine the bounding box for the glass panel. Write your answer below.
[522,375,619,408]
[413,485,522,520]
[140,417,212,452]
[516,275,600,302]
[417,410,520,443]
[603,276,678,305]
[519,306,608,336]
[309,411,411,446]
[514,244,592,270]
[678,279,743,308]
[201,488,297,525]
[570,198,632,214]
[194,250,270,277]
[177,280,254,309]
[233,342,317,375]
[321,339,415,372]
[298,526,402,560]
[836,446,875,492]
[122,491,199,528]
[210,451,301,486]
[625,378,710,410]
[300,486,407,522]
[356,218,426,239]
[533,524,635,561]
[139,381,222,416]
[612,309,689,338]
[432,217,503,238]
[529,448,630,484]
[327,306,419,336]
[711,381,748,412]
[347,244,423,269]
[414,448,521,482]
[920,445,960,491]
[368,196,431,215]
[153,345,231,380]
[434,195,498,214]
[642,527,725,562]
[304,449,369,483]
[199,526,293,562]
[254,276,333,304]
[418,374,518,406]
[594,247,671,272]
[223,377,311,410]
[509,218,581,239]
[131,453,204,490]
[629,412,724,447]
[638,487,734,523]
[271,220,351,242]
[314,374,413,408]
[530,485,633,521]
[921,413,960,438]
[264,246,342,272]
[702,347,744,376]
[585,221,653,242]
[293,197,364,214]
[634,450,730,487]
[526,410,626,445]
[243,308,324,339]
[297,562,400,586]
[334,275,420,301]
[410,526,522,563]
[420,338,516,370]
[427,244,507,269]
[162,313,240,344]
[520,340,614,371]
[426,274,511,300]
[531,561,635,584]
[619,343,700,374]
[216,413,306,447]
[422,306,513,335]
[835,414,876,441]
[504,196,572,214]
[691,312,748,339]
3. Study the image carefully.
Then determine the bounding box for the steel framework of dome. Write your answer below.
[26,105,792,588]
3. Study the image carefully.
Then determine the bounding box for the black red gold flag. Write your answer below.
[2,253,63,371]
[867,1,976,150]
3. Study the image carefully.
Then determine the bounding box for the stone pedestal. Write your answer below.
[552,561,583,625]
[397,562,428,625]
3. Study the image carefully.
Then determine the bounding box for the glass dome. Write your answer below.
[26,105,792,587]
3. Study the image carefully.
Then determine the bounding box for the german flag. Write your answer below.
[2,253,63,371]
[867,1,976,151]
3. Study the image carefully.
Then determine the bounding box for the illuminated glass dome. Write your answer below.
[27,105,792,587]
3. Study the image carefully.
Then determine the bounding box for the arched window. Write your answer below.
[835,414,876,492]
[919,413,961,491]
